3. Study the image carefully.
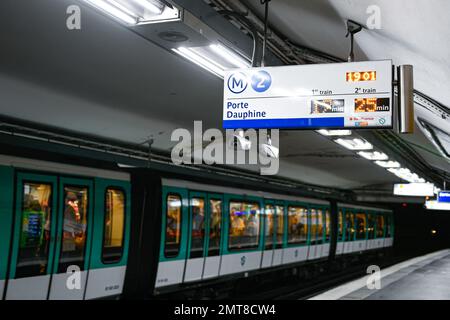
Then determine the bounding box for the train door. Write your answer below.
[261,201,276,268]
[354,211,368,252]
[314,207,325,259]
[202,193,223,280]
[48,177,93,299]
[307,206,318,260]
[6,173,94,300]
[84,178,130,299]
[6,173,58,299]
[184,191,207,282]
[343,209,355,254]
[272,203,285,266]
[321,209,331,258]
[335,209,345,255]
[155,186,188,288]
[375,213,385,249]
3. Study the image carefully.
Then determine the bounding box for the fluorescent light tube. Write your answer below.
[173,47,225,78]
[387,168,425,183]
[86,0,137,24]
[358,151,389,160]
[134,0,164,14]
[374,160,400,168]
[316,129,352,136]
[334,138,373,150]
[209,44,250,69]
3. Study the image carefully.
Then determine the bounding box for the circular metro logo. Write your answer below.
[227,72,248,94]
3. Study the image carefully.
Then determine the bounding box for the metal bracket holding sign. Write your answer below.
[223,60,394,130]
[397,65,415,134]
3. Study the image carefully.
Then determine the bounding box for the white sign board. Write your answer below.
[223,60,393,129]
[393,183,435,197]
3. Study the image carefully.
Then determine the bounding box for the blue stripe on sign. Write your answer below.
[223,117,345,129]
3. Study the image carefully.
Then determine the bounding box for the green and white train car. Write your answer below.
[0,155,131,300]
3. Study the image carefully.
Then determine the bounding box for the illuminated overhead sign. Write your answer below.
[438,191,450,203]
[223,60,393,129]
[393,183,435,197]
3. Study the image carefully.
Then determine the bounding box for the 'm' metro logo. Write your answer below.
[227,72,248,94]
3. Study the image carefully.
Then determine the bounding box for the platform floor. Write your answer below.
[310,249,450,300]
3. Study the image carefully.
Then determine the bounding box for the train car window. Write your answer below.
[287,206,308,245]
[208,199,222,256]
[338,210,344,240]
[16,182,52,278]
[367,213,376,239]
[275,205,284,248]
[325,210,331,242]
[264,204,275,250]
[164,194,182,258]
[317,209,324,243]
[345,212,355,241]
[376,215,385,238]
[102,188,125,264]
[355,213,366,240]
[59,186,89,271]
[228,201,261,250]
[189,197,205,259]
[385,214,392,237]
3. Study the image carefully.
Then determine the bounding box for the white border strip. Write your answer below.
[309,249,450,300]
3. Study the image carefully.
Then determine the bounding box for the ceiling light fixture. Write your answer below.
[172,45,251,78]
[374,160,401,168]
[316,129,352,136]
[387,168,425,183]
[209,44,250,69]
[334,138,373,150]
[85,0,179,25]
[358,151,389,161]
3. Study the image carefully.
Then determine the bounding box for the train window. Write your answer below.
[355,213,366,240]
[208,199,222,256]
[59,186,89,271]
[338,211,344,240]
[385,215,392,237]
[275,205,284,248]
[367,214,376,239]
[376,215,385,238]
[102,188,125,264]
[287,206,308,245]
[345,212,355,241]
[325,210,331,242]
[16,182,52,278]
[264,204,275,250]
[228,201,261,250]
[189,197,205,259]
[165,194,182,258]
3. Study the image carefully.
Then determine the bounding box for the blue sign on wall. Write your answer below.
[438,191,450,203]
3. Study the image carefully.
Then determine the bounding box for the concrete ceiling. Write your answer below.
[0,0,448,190]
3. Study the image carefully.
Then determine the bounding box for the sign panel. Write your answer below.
[438,191,450,203]
[393,183,435,197]
[223,60,393,129]
[425,200,450,211]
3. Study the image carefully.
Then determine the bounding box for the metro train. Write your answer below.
[0,153,394,300]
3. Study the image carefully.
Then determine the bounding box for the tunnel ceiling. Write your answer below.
[0,0,448,190]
